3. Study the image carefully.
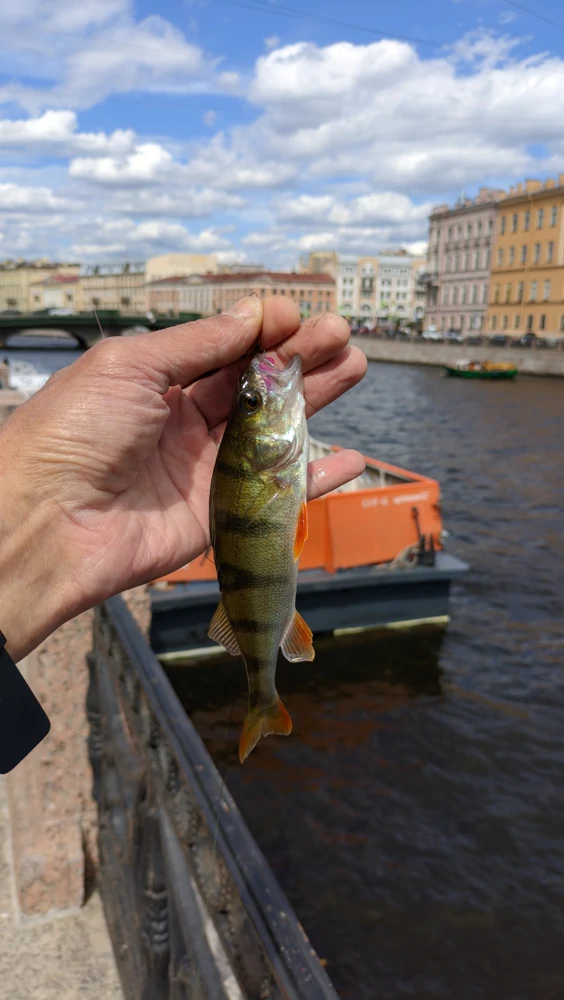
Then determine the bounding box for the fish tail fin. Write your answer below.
[239,694,292,763]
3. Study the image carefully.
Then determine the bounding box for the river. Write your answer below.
[170,361,564,1000]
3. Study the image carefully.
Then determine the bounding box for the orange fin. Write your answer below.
[281,609,315,663]
[208,599,241,656]
[239,695,292,763]
[294,501,308,560]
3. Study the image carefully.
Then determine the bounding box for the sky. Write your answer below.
[2,0,564,268]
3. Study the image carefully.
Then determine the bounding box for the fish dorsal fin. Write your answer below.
[294,502,308,560]
[208,599,241,656]
[281,609,315,663]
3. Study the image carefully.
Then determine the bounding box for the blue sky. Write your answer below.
[1,0,564,266]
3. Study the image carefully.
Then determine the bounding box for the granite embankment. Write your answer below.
[351,336,564,377]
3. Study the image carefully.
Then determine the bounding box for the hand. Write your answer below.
[0,296,367,661]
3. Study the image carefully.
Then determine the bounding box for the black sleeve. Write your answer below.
[0,632,50,774]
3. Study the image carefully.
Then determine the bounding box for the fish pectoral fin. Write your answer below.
[293,501,308,560]
[281,609,315,663]
[239,695,292,763]
[208,599,241,656]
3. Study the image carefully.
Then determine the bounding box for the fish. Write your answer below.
[209,352,314,763]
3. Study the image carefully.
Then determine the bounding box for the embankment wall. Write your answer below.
[351,337,564,377]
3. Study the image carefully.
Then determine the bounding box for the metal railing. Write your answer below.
[87,596,337,1000]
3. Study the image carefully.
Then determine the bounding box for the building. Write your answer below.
[486,176,564,338]
[411,260,428,324]
[81,262,146,314]
[299,251,338,279]
[0,259,80,313]
[376,253,425,324]
[28,274,83,313]
[337,256,360,316]
[145,253,219,282]
[146,275,215,317]
[147,271,335,318]
[425,188,503,333]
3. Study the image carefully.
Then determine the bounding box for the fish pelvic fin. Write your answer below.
[239,695,292,763]
[294,501,308,560]
[208,599,241,656]
[281,609,315,663]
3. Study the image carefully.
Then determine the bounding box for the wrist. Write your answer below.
[0,473,75,662]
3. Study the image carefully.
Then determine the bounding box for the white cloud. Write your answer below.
[69,143,173,185]
[203,110,217,127]
[0,182,68,212]
[71,220,233,260]
[499,10,517,24]
[265,35,281,50]
[0,110,135,157]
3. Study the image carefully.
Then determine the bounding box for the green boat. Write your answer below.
[445,361,517,380]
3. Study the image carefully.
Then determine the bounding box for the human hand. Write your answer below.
[0,296,367,661]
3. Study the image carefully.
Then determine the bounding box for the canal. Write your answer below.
[170,362,564,1000]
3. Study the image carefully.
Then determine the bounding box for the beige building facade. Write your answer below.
[0,259,80,313]
[145,253,219,282]
[487,176,564,338]
[29,274,83,312]
[148,271,335,318]
[81,263,146,314]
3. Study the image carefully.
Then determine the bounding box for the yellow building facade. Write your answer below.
[0,259,80,313]
[487,176,564,337]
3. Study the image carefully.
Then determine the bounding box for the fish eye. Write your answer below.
[239,390,262,414]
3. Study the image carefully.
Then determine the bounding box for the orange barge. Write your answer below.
[150,438,468,656]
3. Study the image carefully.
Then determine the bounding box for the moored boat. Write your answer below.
[445,359,517,379]
[150,438,468,656]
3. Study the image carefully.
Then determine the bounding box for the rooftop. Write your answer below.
[147,271,335,286]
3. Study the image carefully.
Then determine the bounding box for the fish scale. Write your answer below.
[209,352,315,762]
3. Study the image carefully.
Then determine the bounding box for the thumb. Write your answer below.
[92,295,263,391]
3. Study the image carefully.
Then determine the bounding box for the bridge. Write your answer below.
[0,311,202,350]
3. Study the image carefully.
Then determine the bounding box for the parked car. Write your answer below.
[489,334,509,346]
[444,330,464,344]
[518,332,536,347]
[0,309,21,316]
[465,334,483,346]
[422,329,443,341]
[535,336,558,349]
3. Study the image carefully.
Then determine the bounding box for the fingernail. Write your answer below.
[225,295,261,319]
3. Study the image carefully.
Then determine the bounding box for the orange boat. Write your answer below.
[150,438,467,656]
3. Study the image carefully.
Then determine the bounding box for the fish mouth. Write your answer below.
[252,352,302,389]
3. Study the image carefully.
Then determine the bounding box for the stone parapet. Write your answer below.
[352,336,564,377]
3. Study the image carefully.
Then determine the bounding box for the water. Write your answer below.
[170,363,564,1000]
[1,335,84,374]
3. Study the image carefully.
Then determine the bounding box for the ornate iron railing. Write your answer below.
[87,595,337,1000]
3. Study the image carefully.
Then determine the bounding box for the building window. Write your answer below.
[92,297,100,307]
[497,248,503,266]
[509,246,515,264]
[503,315,508,329]
[463,251,469,270]
[467,223,472,237]
[533,243,541,264]
[442,287,449,304]
[461,285,467,304]
[560,316,564,331]
[524,210,530,231]
[515,314,521,329]
[482,282,488,304]
[447,226,452,240]
[488,218,493,233]
[452,286,458,305]
[516,281,524,303]
[550,206,557,227]
[457,225,462,236]
[527,314,533,331]
[500,216,506,234]
[491,315,497,330]
[543,279,550,300]
[473,250,479,269]
[493,284,500,303]
[520,245,527,264]
[505,283,511,303]
[121,296,130,307]
[530,281,537,301]
[547,241,554,263]
[539,314,546,330]
[484,248,491,269]
[537,208,544,228]
[454,254,460,271]
[472,284,478,304]
[477,220,482,235]
[511,213,518,233]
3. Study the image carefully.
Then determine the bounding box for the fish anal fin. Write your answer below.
[208,599,241,656]
[239,695,292,763]
[294,501,308,560]
[281,609,315,663]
